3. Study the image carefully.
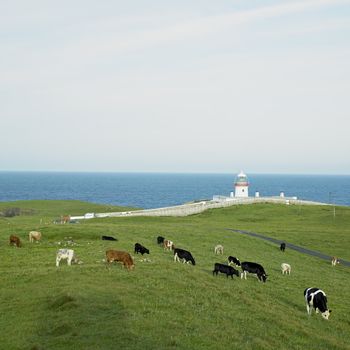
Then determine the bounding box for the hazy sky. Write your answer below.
[2,0,350,174]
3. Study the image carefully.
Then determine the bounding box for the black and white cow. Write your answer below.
[241,261,268,282]
[174,248,195,265]
[228,256,241,267]
[213,263,240,279]
[280,242,286,252]
[102,235,118,241]
[134,243,150,255]
[304,288,331,320]
[157,236,165,245]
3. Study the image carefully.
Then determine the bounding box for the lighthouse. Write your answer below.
[234,171,249,197]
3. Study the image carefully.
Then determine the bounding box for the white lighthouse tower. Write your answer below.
[234,171,249,197]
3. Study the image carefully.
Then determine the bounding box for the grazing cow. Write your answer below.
[213,263,239,279]
[157,236,165,245]
[214,244,224,255]
[331,257,340,266]
[228,256,241,267]
[106,249,135,270]
[9,235,21,247]
[241,261,268,282]
[304,288,331,320]
[134,243,150,255]
[102,235,118,241]
[29,231,42,243]
[173,248,195,265]
[281,263,291,275]
[280,242,286,252]
[56,249,77,267]
[163,239,174,251]
[61,215,70,224]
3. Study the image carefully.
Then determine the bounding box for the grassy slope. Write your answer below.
[0,201,349,350]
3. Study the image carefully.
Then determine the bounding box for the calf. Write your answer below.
[174,248,195,265]
[241,261,268,282]
[331,257,340,266]
[280,242,286,252]
[56,249,77,267]
[163,239,174,251]
[304,288,331,320]
[9,235,21,247]
[213,263,239,279]
[281,263,291,275]
[106,249,135,270]
[214,244,224,255]
[29,231,42,243]
[228,256,241,267]
[134,243,150,255]
[102,235,118,241]
[157,236,165,245]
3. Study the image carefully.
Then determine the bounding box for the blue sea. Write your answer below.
[0,172,349,208]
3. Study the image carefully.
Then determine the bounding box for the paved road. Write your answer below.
[226,228,350,267]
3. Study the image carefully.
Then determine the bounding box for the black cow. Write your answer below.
[304,288,331,320]
[213,263,239,279]
[134,243,150,255]
[241,261,268,282]
[157,236,165,245]
[102,235,118,241]
[173,248,195,265]
[280,242,286,252]
[228,256,241,266]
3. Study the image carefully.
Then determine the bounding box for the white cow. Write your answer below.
[56,249,77,267]
[281,263,291,275]
[214,244,224,255]
[29,231,42,243]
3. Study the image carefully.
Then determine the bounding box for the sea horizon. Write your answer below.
[1,171,349,209]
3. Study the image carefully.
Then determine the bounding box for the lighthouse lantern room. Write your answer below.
[234,171,249,197]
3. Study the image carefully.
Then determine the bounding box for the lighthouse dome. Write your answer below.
[235,171,249,185]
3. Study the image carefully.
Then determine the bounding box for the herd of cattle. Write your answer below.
[8,232,339,320]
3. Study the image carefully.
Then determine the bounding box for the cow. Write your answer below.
[102,235,118,241]
[214,244,224,255]
[29,231,42,243]
[9,235,21,247]
[134,243,150,255]
[56,249,77,267]
[228,256,241,267]
[281,263,291,275]
[163,239,174,251]
[106,249,135,270]
[213,263,239,279]
[331,257,340,266]
[280,242,286,252]
[241,261,268,282]
[157,236,165,245]
[304,288,331,320]
[173,248,195,265]
[61,215,70,224]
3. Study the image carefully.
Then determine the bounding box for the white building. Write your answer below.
[234,171,249,197]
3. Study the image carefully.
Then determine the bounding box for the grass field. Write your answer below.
[0,200,350,350]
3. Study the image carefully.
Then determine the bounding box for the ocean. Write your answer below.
[0,172,349,209]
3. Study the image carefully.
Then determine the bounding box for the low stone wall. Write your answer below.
[69,197,327,220]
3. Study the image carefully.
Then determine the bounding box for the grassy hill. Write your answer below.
[0,200,349,350]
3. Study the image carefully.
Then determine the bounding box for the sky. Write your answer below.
[1,0,350,174]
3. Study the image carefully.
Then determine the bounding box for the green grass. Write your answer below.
[0,200,350,350]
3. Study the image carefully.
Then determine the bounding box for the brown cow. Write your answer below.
[163,239,174,251]
[61,215,70,224]
[9,234,21,247]
[106,249,135,270]
[29,231,42,243]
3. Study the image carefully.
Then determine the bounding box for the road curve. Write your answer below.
[226,228,350,268]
